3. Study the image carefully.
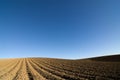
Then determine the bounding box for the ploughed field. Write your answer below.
[0,55,120,80]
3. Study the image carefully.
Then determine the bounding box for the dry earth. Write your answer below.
[0,55,120,80]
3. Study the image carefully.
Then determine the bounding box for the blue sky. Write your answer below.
[0,0,120,59]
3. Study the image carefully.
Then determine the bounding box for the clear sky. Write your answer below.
[0,0,120,59]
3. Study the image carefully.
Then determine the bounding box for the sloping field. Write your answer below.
[0,55,120,80]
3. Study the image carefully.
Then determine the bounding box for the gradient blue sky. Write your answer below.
[0,0,120,59]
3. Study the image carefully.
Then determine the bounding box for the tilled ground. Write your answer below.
[0,58,120,80]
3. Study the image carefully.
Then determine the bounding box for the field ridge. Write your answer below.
[0,55,120,80]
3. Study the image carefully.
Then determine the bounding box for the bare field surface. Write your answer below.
[0,55,120,80]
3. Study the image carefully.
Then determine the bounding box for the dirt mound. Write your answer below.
[89,54,120,62]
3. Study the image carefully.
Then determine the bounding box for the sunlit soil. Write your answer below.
[0,55,120,80]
